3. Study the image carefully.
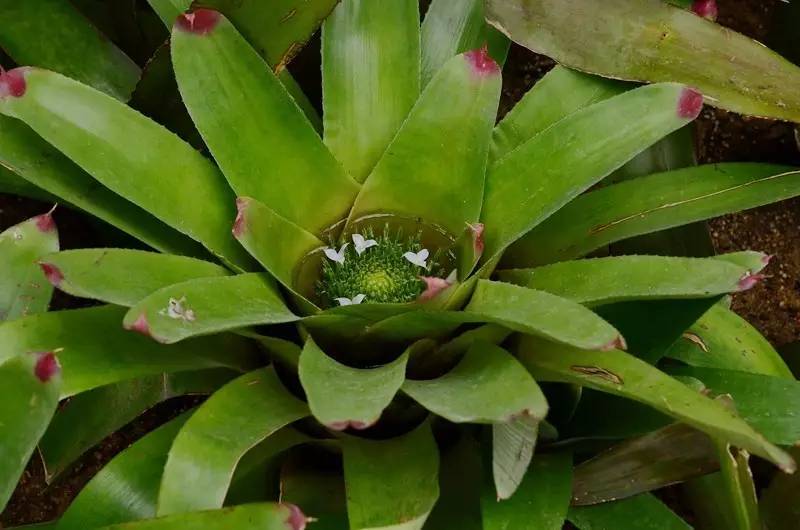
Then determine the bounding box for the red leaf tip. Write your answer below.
[678,87,704,119]
[601,335,628,351]
[738,272,765,291]
[464,46,500,77]
[34,352,60,383]
[691,0,718,21]
[282,503,308,530]
[232,197,249,237]
[126,313,152,337]
[34,210,56,233]
[175,8,221,35]
[0,67,28,98]
[39,262,64,287]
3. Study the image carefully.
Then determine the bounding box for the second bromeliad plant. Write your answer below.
[3,0,800,528]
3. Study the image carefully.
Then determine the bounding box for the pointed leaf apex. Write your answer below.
[419,276,454,302]
[175,8,221,35]
[232,197,250,238]
[34,208,57,232]
[691,0,718,21]
[468,222,485,254]
[601,335,628,351]
[464,46,501,78]
[34,352,60,383]
[738,272,766,291]
[678,87,704,119]
[0,67,29,98]
[125,313,152,337]
[282,503,309,530]
[39,262,64,287]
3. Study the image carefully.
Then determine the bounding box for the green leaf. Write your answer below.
[421,0,510,88]
[516,335,796,472]
[485,0,800,122]
[94,504,308,530]
[123,274,297,344]
[54,414,190,530]
[403,342,547,424]
[0,165,57,203]
[567,493,691,530]
[498,253,766,306]
[761,447,800,530]
[506,163,800,267]
[481,82,701,263]
[0,0,140,101]
[157,368,308,515]
[0,306,257,397]
[664,303,793,378]
[482,453,572,530]
[299,338,407,430]
[348,50,501,237]
[490,67,625,163]
[491,414,539,501]
[280,446,349,530]
[342,422,440,530]
[323,0,420,182]
[172,12,359,236]
[0,68,251,268]
[571,423,718,506]
[0,351,61,511]
[1,212,58,321]
[0,117,203,257]
[40,370,233,481]
[41,249,229,307]
[425,434,483,529]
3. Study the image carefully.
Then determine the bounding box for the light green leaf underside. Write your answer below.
[403,342,547,424]
[172,13,358,235]
[0,352,61,511]
[0,68,250,268]
[299,338,407,429]
[491,413,539,501]
[323,0,420,182]
[95,504,305,530]
[348,51,501,237]
[343,422,440,530]
[506,162,800,267]
[516,335,795,472]
[497,253,765,306]
[0,214,58,321]
[0,306,257,397]
[481,83,699,263]
[123,274,297,344]
[567,493,691,530]
[485,0,800,122]
[157,368,307,515]
[43,249,229,307]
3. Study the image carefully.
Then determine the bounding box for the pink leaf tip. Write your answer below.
[282,503,309,530]
[678,87,704,119]
[761,254,774,267]
[126,313,152,337]
[738,272,765,291]
[39,262,64,287]
[601,335,628,352]
[418,276,454,302]
[175,8,221,35]
[232,197,248,237]
[464,46,500,77]
[468,222,485,255]
[0,67,28,98]
[691,0,718,21]
[327,419,372,431]
[34,210,56,233]
[34,352,60,383]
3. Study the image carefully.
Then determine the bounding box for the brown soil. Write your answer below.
[2,0,800,527]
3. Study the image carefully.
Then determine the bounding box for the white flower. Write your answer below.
[403,248,429,268]
[159,296,196,322]
[335,294,366,306]
[352,233,378,255]
[324,243,349,264]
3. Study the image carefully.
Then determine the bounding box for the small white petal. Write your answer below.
[352,233,365,247]
[352,234,378,255]
[352,294,366,304]
[418,249,429,261]
[335,297,353,306]
[403,249,429,268]
[324,247,345,264]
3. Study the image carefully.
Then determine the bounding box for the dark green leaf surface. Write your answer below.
[761,448,800,530]
[486,0,800,122]
[0,213,58,321]
[568,493,691,530]
[280,447,349,530]
[95,504,307,530]
[323,0,420,182]
[0,165,57,203]
[157,368,307,515]
[425,435,483,530]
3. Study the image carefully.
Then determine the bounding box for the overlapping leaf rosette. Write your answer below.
[3,0,800,528]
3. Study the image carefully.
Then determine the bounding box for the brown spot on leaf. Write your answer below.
[570,365,624,385]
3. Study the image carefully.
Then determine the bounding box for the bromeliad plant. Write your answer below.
[4,0,800,528]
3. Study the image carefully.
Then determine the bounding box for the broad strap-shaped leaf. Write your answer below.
[0,306,257,397]
[485,0,800,122]
[54,414,191,530]
[761,448,800,530]
[490,66,625,163]
[507,163,800,267]
[516,335,796,472]
[0,351,61,511]
[481,82,702,264]
[497,253,768,306]
[172,10,358,236]
[492,413,539,501]
[123,274,298,344]
[323,0,420,182]
[421,0,510,88]
[567,493,691,530]
[1,212,58,321]
[41,249,229,307]
[482,453,572,530]
[342,422,440,530]
[348,49,501,237]
[299,338,407,430]
[94,504,309,530]
[403,342,547,424]
[0,0,140,101]
[571,423,718,506]
[0,117,203,257]
[40,370,233,481]
[665,303,793,378]
[158,368,308,515]
[0,68,250,268]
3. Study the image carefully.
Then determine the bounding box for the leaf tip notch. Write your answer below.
[34,352,61,383]
[175,8,221,35]
[464,46,501,78]
[678,87,704,119]
[327,419,373,432]
[691,0,719,21]
[39,262,64,287]
[0,67,29,98]
[282,503,310,530]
